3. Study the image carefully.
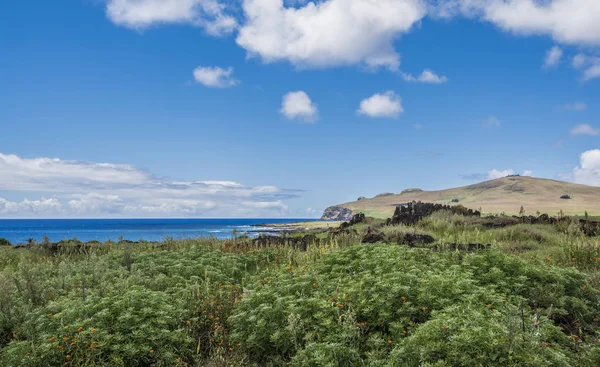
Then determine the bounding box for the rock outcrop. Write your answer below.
[361,227,385,243]
[321,205,353,221]
[251,234,320,251]
[388,201,481,226]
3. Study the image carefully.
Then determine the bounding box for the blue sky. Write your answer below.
[1,0,599,218]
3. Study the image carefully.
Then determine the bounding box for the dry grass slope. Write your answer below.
[336,176,600,218]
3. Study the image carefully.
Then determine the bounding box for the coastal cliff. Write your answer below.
[320,205,353,221]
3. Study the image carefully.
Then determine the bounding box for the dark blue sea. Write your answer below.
[0,218,315,245]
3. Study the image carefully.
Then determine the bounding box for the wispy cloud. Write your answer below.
[482,116,500,128]
[556,102,587,111]
[570,53,600,82]
[401,69,448,83]
[570,124,600,136]
[543,46,562,68]
[0,153,300,218]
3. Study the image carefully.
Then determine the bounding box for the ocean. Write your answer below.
[0,218,315,245]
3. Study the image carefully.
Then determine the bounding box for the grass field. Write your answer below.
[0,211,599,366]
[328,176,600,218]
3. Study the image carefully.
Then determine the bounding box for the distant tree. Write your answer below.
[42,235,50,246]
[27,238,36,246]
[519,206,525,217]
[0,238,11,246]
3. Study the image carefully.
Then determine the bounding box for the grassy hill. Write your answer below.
[323,176,600,219]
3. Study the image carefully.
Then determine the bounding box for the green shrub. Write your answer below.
[0,238,11,246]
[230,245,600,366]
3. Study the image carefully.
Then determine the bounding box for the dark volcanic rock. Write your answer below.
[361,226,385,243]
[349,213,365,225]
[251,234,321,251]
[403,233,436,247]
[389,201,481,226]
[338,213,367,231]
[321,205,354,221]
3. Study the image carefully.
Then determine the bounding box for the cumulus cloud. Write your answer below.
[357,91,403,118]
[434,0,600,46]
[103,0,600,78]
[570,124,600,136]
[105,0,237,35]
[236,0,426,70]
[573,149,600,186]
[193,66,239,88]
[543,46,562,68]
[482,115,500,127]
[401,69,448,83]
[280,91,318,122]
[0,153,299,217]
[557,102,587,111]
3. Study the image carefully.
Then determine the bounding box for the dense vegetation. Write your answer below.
[0,211,599,366]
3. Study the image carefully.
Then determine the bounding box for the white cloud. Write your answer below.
[402,69,448,83]
[482,115,500,127]
[280,91,318,122]
[583,64,600,82]
[558,102,587,111]
[193,66,239,88]
[357,91,403,118]
[573,54,587,69]
[569,53,600,81]
[487,169,515,179]
[486,169,533,179]
[573,149,600,186]
[570,124,600,136]
[0,153,299,218]
[436,0,600,46]
[106,0,237,36]
[236,0,426,70]
[543,46,562,68]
